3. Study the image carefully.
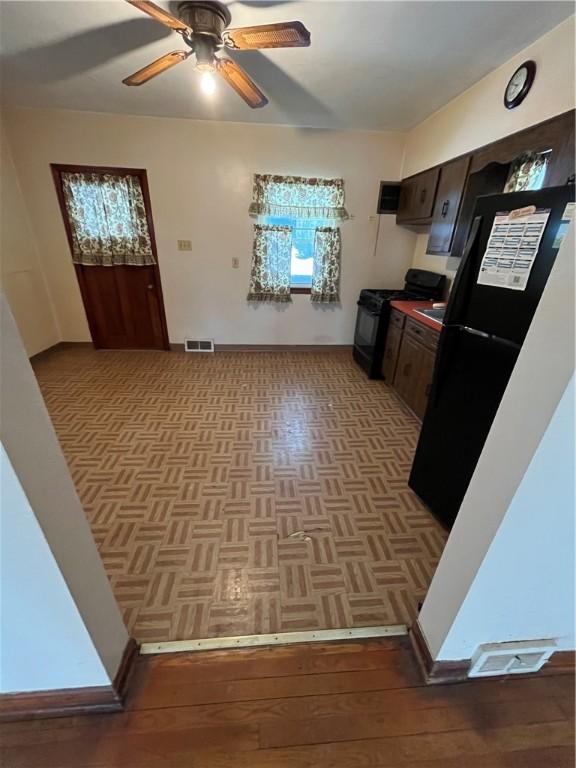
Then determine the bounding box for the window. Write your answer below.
[264,216,331,290]
[503,150,551,193]
[248,174,348,303]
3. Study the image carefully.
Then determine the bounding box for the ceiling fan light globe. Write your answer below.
[194,34,217,71]
[200,71,216,95]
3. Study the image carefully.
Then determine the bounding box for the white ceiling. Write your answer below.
[0,1,572,130]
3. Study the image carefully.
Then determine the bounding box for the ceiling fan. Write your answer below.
[122,0,311,108]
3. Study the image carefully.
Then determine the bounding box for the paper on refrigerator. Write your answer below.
[477,207,550,291]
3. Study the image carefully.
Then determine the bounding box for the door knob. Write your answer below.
[147,284,154,290]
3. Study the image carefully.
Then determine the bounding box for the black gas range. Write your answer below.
[353,269,446,378]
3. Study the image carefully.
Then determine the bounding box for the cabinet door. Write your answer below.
[382,323,402,382]
[396,177,417,223]
[396,167,440,223]
[413,345,437,420]
[393,334,422,412]
[427,156,471,254]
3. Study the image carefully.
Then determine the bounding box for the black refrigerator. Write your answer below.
[409,185,575,529]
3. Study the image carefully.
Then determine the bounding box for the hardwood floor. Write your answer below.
[1,638,573,767]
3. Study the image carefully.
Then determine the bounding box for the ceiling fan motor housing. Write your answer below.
[177,1,232,70]
[177,2,232,43]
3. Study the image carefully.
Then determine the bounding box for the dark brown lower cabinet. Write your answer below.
[413,345,436,420]
[394,334,422,412]
[383,313,439,421]
[381,322,403,382]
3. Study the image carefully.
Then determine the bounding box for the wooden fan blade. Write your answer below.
[125,1,191,33]
[223,21,310,50]
[216,59,268,108]
[123,51,189,85]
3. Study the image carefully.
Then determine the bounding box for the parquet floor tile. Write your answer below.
[32,348,448,642]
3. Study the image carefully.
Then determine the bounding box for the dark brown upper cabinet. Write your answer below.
[426,155,471,255]
[396,167,440,224]
[395,109,575,257]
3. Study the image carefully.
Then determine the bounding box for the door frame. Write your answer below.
[51,164,170,351]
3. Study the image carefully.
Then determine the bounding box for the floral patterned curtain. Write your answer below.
[249,175,348,220]
[503,151,550,193]
[311,227,341,303]
[247,225,293,302]
[61,172,155,266]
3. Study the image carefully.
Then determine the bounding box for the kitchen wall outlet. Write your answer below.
[177,239,192,251]
[231,257,240,269]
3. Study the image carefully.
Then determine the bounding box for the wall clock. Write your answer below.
[504,60,536,109]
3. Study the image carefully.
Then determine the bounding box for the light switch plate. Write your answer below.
[177,239,192,251]
[232,257,239,269]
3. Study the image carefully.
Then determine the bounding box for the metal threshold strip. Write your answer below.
[140,624,408,655]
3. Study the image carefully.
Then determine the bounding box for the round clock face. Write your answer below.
[506,68,527,101]
[504,60,536,109]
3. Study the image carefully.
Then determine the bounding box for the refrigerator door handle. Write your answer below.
[456,324,522,350]
[462,326,490,339]
[443,215,483,325]
[430,324,519,409]
[488,333,522,351]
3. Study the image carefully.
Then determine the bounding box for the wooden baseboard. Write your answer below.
[35,342,353,356]
[170,343,353,352]
[218,344,353,352]
[29,341,63,363]
[112,637,139,702]
[541,650,576,676]
[59,341,94,350]
[409,621,575,685]
[29,341,94,363]
[0,638,138,722]
[409,620,470,685]
[0,685,123,723]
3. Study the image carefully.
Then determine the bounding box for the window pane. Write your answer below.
[504,150,551,193]
[264,215,329,288]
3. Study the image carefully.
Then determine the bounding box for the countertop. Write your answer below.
[390,300,443,332]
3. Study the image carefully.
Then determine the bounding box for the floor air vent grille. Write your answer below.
[469,640,557,677]
[184,339,215,353]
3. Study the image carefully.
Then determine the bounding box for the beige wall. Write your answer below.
[1,442,110,692]
[3,109,416,345]
[402,16,575,283]
[0,117,60,355]
[402,17,575,177]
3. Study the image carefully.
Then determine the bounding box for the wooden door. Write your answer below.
[381,323,402,382]
[396,167,440,223]
[427,155,471,255]
[396,177,417,223]
[413,345,436,420]
[393,334,422,412]
[52,165,170,350]
[75,263,167,349]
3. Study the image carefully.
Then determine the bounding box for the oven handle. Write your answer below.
[357,303,381,317]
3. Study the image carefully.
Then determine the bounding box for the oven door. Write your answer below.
[354,304,381,359]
